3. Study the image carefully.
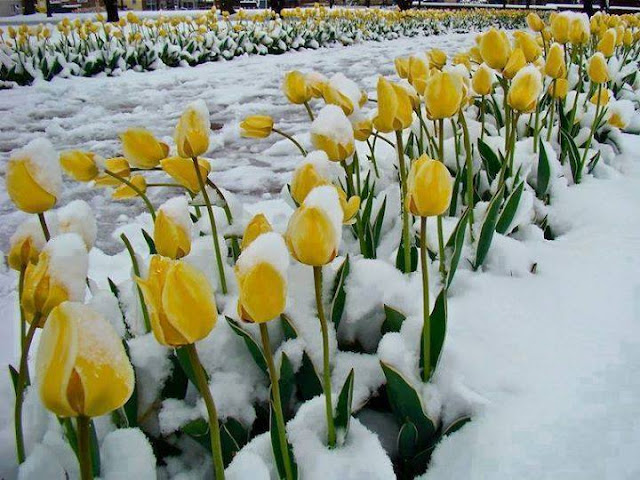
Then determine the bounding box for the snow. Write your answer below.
[56,199,97,251]
[235,231,289,277]
[100,428,156,480]
[326,73,364,115]
[43,232,88,303]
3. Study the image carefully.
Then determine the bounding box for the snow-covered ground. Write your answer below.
[2,29,640,479]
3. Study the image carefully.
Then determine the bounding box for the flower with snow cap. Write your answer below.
[174,100,211,158]
[607,100,633,129]
[6,138,61,214]
[8,216,50,271]
[306,71,328,98]
[154,197,192,260]
[310,105,355,162]
[322,73,365,116]
[235,232,289,324]
[56,200,97,251]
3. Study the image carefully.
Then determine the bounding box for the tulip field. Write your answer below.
[1,7,640,480]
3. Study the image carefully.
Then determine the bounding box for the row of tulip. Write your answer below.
[6,9,640,479]
[0,6,531,85]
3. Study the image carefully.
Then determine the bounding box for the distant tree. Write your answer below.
[397,0,411,11]
[219,0,236,14]
[22,0,36,15]
[583,0,594,16]
[103,0,119,22]
[271,0,284,14]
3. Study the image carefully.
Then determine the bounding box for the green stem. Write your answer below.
[272,128,307,156]
[437,119,447,281]
[192,158,227,295]
[120,233,151,333]
[420,217,431,382]
[104,169,156,221]
[395,130,411,274]
[304,101,315,121]
[146,182,190,189]
[366,139,380,178]
[15,317,39,464]
[37,213,51,241]
[185,343,225,480]
[579,83,602,182]
[458,112,475,240]
[77,416,92,480]
[547,79,556,142]
[18,266,28,383]
[259,324,294,480]
[533,101,541,153]
[313,266,336,448]
[341,160,355,198]
[206,179,241,262]
[372,132,396,149]
[480,95,486,142]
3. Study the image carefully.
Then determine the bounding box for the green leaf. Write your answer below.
[278,353,295,419]
[270,403,298,480]
[161,353,189,400]
[398,421,418,459]
[381,304,407,335]
[429,289,447,376]
[141,228,157,255]
[381,362,437,448]
[373,196,387,248]
[226,317,268,377]
[560,128,582,184]
[8,365,19,395]
[330,256,350,329]
[477,138,502,181]
[474,185,505,269]
[448,168,463,216]
[395,232,418,274]
[220,418,249,467]
[280,313,298,341]
[446,209,469,289]
[536,139,551,198]
[107,277,119,298]
[496,181,524,235]
[334,369,355,441]
[296,352,323,401]
[587,151,601,174]
[441,415,471,438]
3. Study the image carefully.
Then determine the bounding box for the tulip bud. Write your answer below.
[22,233,88,326]
[405,155,453,217]
[551,12,570,44]
[622,29,632,47]
[160,156,210,193]
[526,12,545,32]
[336,188,360,224]
[607,100,633,129]
[112,175,147,200]
[453,53,471,71]
[407,54,430,94]
[240,115,274,139]
[588,53,609,84]
[174,100,210,158]
[394,56,410,79]
[479,28,511,71]
[545,43,566,79]
[7,138,61,214]
[549,78,569,99]
[351,113,373,142]
[290,152,334,205]
[94,157,131,187]
[136,256,218,346]
[590,88,611,107]
[235,232,288,323]
[472,64,495,96]
[120,128,169,169]
[36,302,134,418]
[569,14,590,45]
[503,48,527,80]
[507,66,543,113]
[241,213,273,251]
[8,217,49,271]
[597,28,617,57]
[373,77,413,133]
[285,185,342,266]
[306,72,328,98]
[283,70,312,105]
[468,46,483,65]
[310,105,355,162]
[60,150,100,182]
[154,197,192,259]
[322,73,363,116]
[424,71,464,120]
[514,31,541,62]
[428,49,447,70]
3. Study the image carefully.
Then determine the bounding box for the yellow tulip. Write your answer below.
[112,175,147,200]
[472,64,494,96]
[6,138,60,214]
[310,105,355,162]
[503,48,527,80]
[405,155,453,217]
[507,66,543,113]
[94,157,131,187]
[551,13,570,44]
[136,256,218,346]
[526,12,545,32]
[154,198,191,259]
[351,114,373,142]
[428,49,447,70]
[241,213,273,250]
[453,53,471,71]
[424,71,464,120]
[240,115,274,139]
[569,15,590,45]
[323,84,355,116]
[22,233,88,326]
[597,28,616,57]
[407,55,430,94]
[514,31,541,62]
[174,101,210,158]
[36,301,134,418]
[285,186,341,266]
[306,72,328,98]
[8,221,44,271]
[590,88,611,107]
[160,156,210,193]
[59,150,99,182]
[468,46,483,65]
[588,53,609,84]
[479,28,511,71]
[394,56,410,79]
[622,29,632,47]
[283,70,311,105]
[545,43,566,79]
[608,106,629,129]
[290,161,330,205]
[373,77,413,133]
[549,78,569,99]
[235,232,288,323]
[120,128,169,169]
[337,188,360,224]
